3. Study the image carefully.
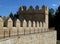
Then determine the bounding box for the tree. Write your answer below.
[54,6,60,40]
[3,16,7,27]
[0,16,2,17]
[55,6,60,30]
[49,8,55,27]
[9,12,13,20]
[3,16,7,21]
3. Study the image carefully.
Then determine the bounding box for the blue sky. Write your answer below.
[0,0,60,16]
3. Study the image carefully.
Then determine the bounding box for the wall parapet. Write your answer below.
[0,18,48,28]
[0,17,49,38]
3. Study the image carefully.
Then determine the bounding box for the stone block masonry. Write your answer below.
[0,30,57,44]
[0,17,49,38]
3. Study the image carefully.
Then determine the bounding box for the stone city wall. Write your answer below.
[0,6,57,44]
[0,17,49,38]
[0,30,57,44]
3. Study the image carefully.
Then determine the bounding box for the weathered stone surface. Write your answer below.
[33,21,36,27]
[37,21,39,27]
[16,19,20,28]
[4,29,9,37]
[10,27,17,36]
[30,27,35,33]
[24,27,30,34]
[7,18,13,28]
[19,27,24,34]
[0,29,4,38]
[28,20,31,27]
[23,20,27,27]
[0,17,3,29]
[0,30,57,44]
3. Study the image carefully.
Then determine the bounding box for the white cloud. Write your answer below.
[52,4,57,7]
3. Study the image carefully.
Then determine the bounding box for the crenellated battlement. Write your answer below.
[18,5,49,26]
[0,6,49,38]
[0,17,48,28]
[19,5,48,14]
[0,17,48,38]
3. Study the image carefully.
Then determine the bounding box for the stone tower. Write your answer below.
[42,5,49,28]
